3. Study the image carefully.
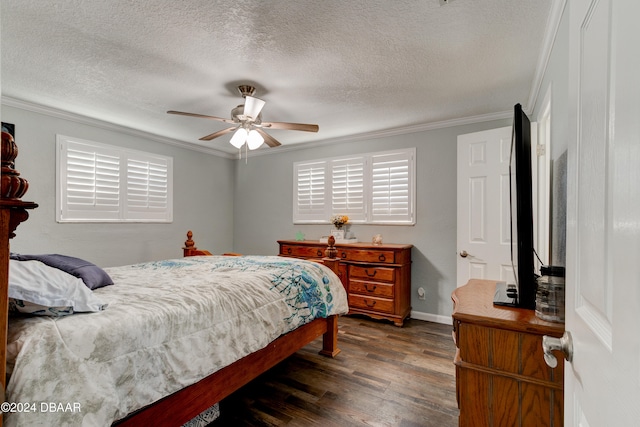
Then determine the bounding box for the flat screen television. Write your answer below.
[494,103,536,309]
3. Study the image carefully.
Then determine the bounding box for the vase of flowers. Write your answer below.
[330,215,349,240]
[330,214,349,229]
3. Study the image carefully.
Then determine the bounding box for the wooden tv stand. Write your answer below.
[452,279,565,426]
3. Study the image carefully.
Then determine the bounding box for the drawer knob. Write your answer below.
[365,300,376,308]
[341,252,347,259]
[316,249,322,257]
[365,269,377,277]
[287,248,292,254]
[364,284,377,292]
[378,254,386,262]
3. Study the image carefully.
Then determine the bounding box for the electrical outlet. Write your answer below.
[417,287,426,300]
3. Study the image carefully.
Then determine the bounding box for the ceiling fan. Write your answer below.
[167,85,319,150]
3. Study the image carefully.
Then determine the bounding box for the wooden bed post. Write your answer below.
[319,235,341,357]
[182,230,212,257]
[0,131,38,426]
[319,314,340,357]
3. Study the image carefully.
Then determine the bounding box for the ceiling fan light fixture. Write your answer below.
[230,128,248,148]
[247,129,264,150]
[168,84,316,150]
[243,96,266,120]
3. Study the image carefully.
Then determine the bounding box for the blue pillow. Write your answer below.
[9,253,113,290]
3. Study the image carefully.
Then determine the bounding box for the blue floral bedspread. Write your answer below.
[5,256,348,427]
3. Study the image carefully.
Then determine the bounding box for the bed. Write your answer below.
[0,130,348,427]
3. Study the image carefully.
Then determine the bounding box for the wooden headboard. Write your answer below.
[182,230,243,257]
[182,230,213,257]
[0,131,38,424]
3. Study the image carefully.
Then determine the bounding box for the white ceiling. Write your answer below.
[1,0,553,156]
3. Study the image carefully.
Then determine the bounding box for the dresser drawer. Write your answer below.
[349,294,395,314]
[280,244,325,258]
[348,265,395,282]
[337,249,396,264]
[349,280,394,298]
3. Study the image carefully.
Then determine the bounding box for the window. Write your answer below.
[56,135,173,222]
[293,148,415,225]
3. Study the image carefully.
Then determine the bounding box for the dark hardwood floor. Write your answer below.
[208,315,459,426]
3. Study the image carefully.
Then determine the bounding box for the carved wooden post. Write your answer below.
[319,235,341,357]
[0,131,38,425]
[322,235,339,275]
[183,230,196,257]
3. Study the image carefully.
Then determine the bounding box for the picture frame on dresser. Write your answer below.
[330,229,345,240]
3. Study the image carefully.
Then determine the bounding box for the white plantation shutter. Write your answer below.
[293,148,415,225]
[57,135,173,222]
[331,157,365,221]
[294,161,327,221]
[370,151,414,223]
[125,155,172,220]
[59,139,121,220]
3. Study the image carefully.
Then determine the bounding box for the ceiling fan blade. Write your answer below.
[255,128,282,148]
[243,96,266,120]
[199,126,237,141]
[167,110,234,124]
[261,121,319,133]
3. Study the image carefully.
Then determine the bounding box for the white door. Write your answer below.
[457,127,516,287]
[564,0,640,425]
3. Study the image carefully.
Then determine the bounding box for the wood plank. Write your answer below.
[210,316,459,426]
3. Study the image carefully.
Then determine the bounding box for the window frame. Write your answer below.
[56,135,173,223]
[293,147,416,225]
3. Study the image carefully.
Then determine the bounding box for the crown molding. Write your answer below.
[526,0,567,116]
[1,96,235,159]
[247,109,513,158]
[3,95,512,160]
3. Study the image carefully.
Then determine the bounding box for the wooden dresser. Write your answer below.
[278,240,412,326]
[452,280,565,427]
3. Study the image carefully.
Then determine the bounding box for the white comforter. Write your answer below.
[4,256,348,427]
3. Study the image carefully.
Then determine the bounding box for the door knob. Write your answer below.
[542,331,573,368]
[459,250,470,258]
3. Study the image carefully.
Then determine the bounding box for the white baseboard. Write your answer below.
[410,310,452,325]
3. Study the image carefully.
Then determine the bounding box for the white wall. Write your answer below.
[233,119,510,320]
[2,105,235,267]
[531,3,569,267]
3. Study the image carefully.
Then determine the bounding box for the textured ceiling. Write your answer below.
[1,0,552,156]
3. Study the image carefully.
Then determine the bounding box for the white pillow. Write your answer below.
[9,259,108,316]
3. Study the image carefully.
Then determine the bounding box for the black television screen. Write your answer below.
[494,103,536,309]
[511,103,536,309]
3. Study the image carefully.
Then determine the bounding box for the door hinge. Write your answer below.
[536,144,546,157]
